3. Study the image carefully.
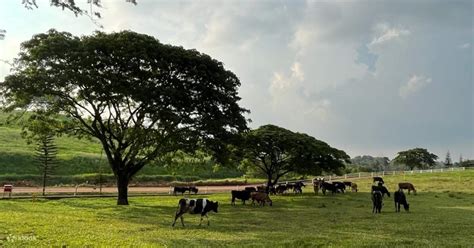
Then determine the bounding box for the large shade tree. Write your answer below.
[0,30,248,205]
[242,125,350,191]
[393,148,438,170]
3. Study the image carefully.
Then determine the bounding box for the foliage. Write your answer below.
[21,0,137,18]
[444,150,453,167]
[0,171,472,247]
[393,148,439,170]
[349,155,390,172]
[242,124,350,188]
[459,159,474,167]
[1,30,248,204]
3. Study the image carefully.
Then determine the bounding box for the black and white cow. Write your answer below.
[371,185,390,197]
[172,198,219,227]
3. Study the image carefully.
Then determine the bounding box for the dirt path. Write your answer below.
[4,184,262,196]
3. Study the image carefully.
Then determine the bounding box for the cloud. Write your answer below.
[399,75,432,99]
[369,23,410,47]
[458,43,471,49]
[291,62,304,81]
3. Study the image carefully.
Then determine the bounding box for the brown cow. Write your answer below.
[351,183,358,192]
[398,182,417,195]
[250,192,273,206]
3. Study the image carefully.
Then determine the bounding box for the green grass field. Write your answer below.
[0,171,473,247]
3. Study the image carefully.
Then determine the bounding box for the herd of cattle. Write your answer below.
[171,177,417,226]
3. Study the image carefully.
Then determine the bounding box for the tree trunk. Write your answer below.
[42,169,47,196]
[117,173,130,205]
[266,176,273,194]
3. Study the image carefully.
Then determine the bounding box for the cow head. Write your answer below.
[404,203,410,212]
[211,201,219,213]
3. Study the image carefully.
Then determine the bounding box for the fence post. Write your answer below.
[371,172,374,177]
[393,171,395,176]
[329,175,332,181]
[358,173,361,178]
[345,174,347,179]
[382,171,385,176]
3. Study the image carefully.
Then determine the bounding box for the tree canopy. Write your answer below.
[393,148,438,170]
[242,124,350,189]
[0,29,248,204]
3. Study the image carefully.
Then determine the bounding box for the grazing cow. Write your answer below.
[371,191,383,213]
[172,198,219,227]
[313,184,320,195]
[332,181,346,193]
[373,176,385,184]
[231,190,252,206]
[250,192,273,206]
[398,182,416,195]
[293,181,305,194]
[244,187,257,192]
[351,183,358,192]
[371,185,390,197]
[321,182,338,195]
[257,185,276,195]
[275,184,288,194]
[313,178,325,195]
[394,189,409,212]
[188,186,199,194]
[173,186,188,195]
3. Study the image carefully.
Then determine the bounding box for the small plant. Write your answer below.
[35,134,58,196]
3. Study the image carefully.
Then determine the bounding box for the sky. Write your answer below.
[0,0,473,160]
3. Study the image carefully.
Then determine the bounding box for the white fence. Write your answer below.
[322,167,468,182]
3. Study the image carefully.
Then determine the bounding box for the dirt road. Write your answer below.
[5,184,261,196]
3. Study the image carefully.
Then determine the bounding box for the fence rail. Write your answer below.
[317,167,468,182]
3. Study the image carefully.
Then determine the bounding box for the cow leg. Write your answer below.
[231,196,235,206]
[205,214,210,226]
[199,215,203,226]
[172,211,183,227]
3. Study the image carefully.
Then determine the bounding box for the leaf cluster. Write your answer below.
[393,148,438,170]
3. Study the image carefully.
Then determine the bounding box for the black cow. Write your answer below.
[372,185,390,197]
[293,181,305,194]
[373,176,385,184]
[275,184,288,194]
[231,190,252,205]
[332,181,346,193]
[172,198,219,227]
[372,191,383,213]
[257,185,276,195]
[321,182,338,195]
[188,186,199,194]
[244,187,257,192]
[394,189,409,212]
[173,186,188,195]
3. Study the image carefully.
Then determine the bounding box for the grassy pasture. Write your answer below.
[0,171,473,247]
